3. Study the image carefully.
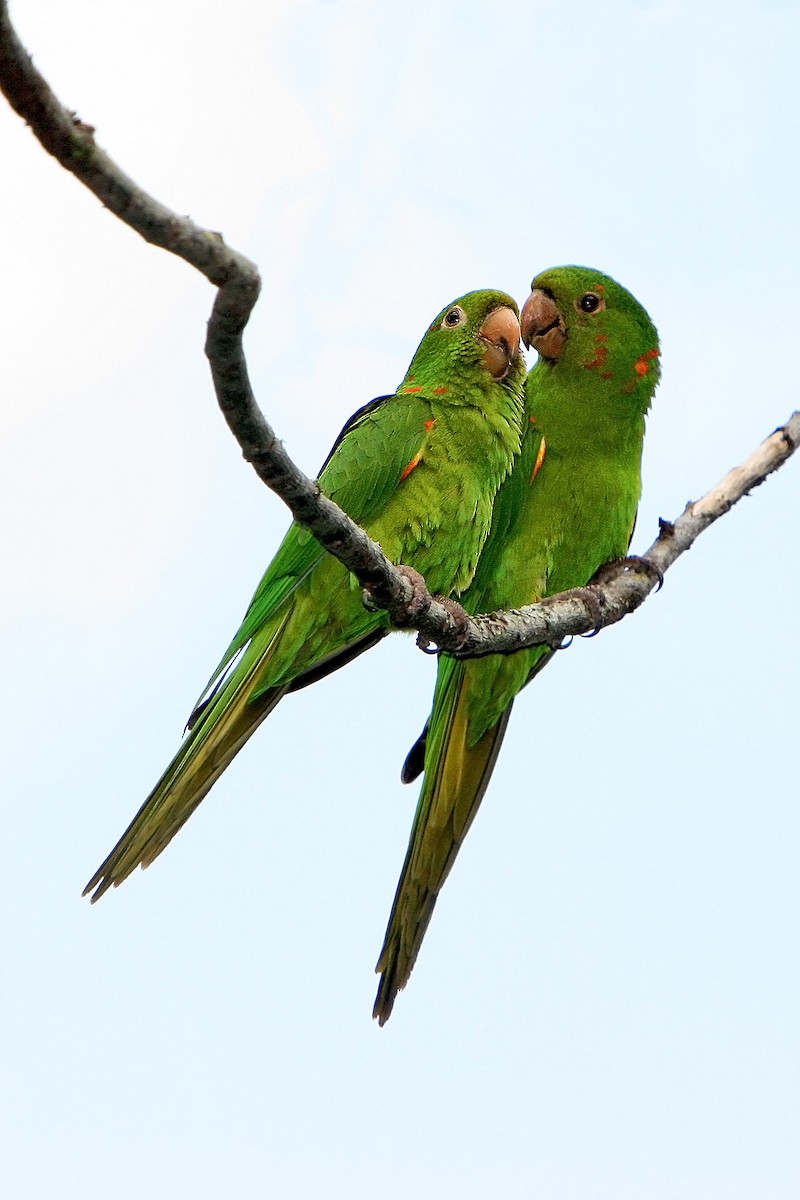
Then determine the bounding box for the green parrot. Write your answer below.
[84,289,526,901]
[373,266,661,1023]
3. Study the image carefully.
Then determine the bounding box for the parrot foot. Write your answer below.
[362,565,432,623]
[394,565,433,621]
[591,554,664,592]
[416,595,471,655]
[543,585,604,643]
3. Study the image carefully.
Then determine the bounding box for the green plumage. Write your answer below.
[373,266,661,1023]
[84,289,526,901]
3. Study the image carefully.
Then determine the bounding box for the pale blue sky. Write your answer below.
[2,2,799,1197]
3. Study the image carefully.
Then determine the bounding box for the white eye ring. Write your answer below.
[441,305,467,329]
[575,292,605,315]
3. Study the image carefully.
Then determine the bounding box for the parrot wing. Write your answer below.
[190,392,440,721]
[83,392,444,900]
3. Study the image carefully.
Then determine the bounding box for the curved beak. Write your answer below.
[477,305,521,381]
[520,289,567,361]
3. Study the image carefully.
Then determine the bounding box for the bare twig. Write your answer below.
[1,3,798,662]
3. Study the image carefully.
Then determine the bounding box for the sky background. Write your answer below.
[2,1,800,1196]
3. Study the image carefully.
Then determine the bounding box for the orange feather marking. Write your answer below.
[403,386,422,393]
[424,419,436,430]
[433,386,449,395]
[400,451,423,482]
[633,348,660,377]
[531,436,547,484]
[583,341,609,371]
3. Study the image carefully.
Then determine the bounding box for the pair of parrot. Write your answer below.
[84,266,661,1025]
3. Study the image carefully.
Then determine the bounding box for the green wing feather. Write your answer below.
[194,392,437,714]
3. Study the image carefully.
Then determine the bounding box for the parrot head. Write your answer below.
[520,266,660,409]
[402,289,525,398]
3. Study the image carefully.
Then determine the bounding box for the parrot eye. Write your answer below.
[576,292,605,314]
[441,305,467,329]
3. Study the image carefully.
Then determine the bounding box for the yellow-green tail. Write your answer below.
[83,617,292,901]
[373,661,512,1024]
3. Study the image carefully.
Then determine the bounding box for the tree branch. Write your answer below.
[442,409,800,658]
[1,2,797,663]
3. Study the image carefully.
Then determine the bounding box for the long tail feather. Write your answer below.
[373,661,513,1024]
[83,616,292,901]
